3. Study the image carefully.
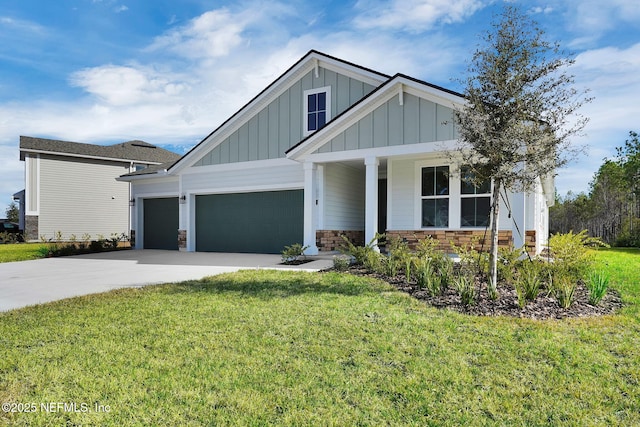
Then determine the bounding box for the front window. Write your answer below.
[421,166,449,227]
[460,167,491,227]
[303,87,331,136]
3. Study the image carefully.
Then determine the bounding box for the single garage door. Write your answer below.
[196,190,303,253]
[143,197,179,250]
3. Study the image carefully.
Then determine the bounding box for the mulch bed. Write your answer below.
[342,266,623,320]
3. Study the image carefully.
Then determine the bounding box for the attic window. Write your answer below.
[303,86,331,136]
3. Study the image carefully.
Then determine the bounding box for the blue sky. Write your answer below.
[1,0,639,215]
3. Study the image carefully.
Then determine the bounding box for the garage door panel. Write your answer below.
[196,190,303,253]
[143,197,179,250]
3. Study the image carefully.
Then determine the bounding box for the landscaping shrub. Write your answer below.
[281,243,309,264]
[513,261,542,308]
[454,273,477,306]
[339,234,380,266]
[587,270,610,306]
[547,230,608,282]
[332,255,350,271]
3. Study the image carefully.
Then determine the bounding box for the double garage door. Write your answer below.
[144,191,303,253]
[196,190,303,254]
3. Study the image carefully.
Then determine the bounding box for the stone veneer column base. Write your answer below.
[178,229,187,251]
[316,230,365,252]
[385,230,537,256]
[24,215,39,241]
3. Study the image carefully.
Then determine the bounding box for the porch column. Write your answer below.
[303,161,319,255]
[365,156,380,252]
[178,176,188,251]
[511,191,526,253]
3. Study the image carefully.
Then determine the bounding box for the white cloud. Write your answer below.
[353,0,486,32]
[553,42,640,195]
[563,1,640,44]
[147,9,246,60]
[69,65,190,106]
[114,5,128,13]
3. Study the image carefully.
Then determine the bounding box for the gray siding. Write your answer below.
[323,163,365,230]
[38,155,131,239]
[318,93,459,154]
[194,68,376,166]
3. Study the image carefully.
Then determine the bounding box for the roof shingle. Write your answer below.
[20,136,181,164]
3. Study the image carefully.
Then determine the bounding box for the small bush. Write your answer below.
[281,243,309,264]
[548,230,608,281]
[550,271,577,309]
[454,274,477,306]
[497,246,526,285]
[514,261,542,308]
[414,258,443,296]
[451,236,488,277]
[386,236,412,279]
[339,234,380,266]
[332,255,350,271]
[587,270,609,306]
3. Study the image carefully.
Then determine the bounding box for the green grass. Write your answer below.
[1,249,639,426]
[0,243,46,263]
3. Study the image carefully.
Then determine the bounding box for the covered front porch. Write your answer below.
[301,154,536,255]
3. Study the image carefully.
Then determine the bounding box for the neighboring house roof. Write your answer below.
[19,136,181,164]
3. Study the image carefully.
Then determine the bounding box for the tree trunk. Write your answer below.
[488,179,501,298]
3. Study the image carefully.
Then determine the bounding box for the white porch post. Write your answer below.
[365,156,380,252]
[303,161,319,255]
[511,191,526,252]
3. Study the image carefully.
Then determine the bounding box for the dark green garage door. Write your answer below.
[196,190,303,253]
[143,197,179,250]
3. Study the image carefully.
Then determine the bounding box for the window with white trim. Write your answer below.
[460,166,491,227]
[303,87,331,136]
[421,166,449,227]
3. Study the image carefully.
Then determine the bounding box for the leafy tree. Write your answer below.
[5,201,19,223]
[455,6,591,295]
[550,131,640,247]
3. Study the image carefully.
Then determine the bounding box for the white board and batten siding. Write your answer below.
[322,163,365,230]
[38,155,131,239]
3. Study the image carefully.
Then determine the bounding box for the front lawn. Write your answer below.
[0,243,45,263]
[0,249,638,426]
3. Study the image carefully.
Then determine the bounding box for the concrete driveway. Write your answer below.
[0,250,334,312]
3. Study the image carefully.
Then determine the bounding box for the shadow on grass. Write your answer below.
[165,270,389,299]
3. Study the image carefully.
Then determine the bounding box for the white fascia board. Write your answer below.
[302,139,460,164]
[316,55,388,87]
[116,172,175,183]
[169,52,388,175]
[19,148,165,165]
[398,77,467,109]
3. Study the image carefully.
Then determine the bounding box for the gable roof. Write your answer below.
[20,136,181,164]
[167,50,391,174]
[285,73,467,160]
